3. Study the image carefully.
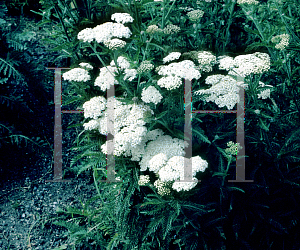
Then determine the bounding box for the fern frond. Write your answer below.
[6,38,25,51]
[0,54,24,80]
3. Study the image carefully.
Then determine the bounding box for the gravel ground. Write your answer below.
[0,15,97,250]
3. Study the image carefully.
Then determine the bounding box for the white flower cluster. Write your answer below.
[237,0,259,5]
[79,62,93,70]
[154,179,171,196]
[157,60,201,90]
[163,52,181,64]
[218,52,271,77]
[172,178,198,192]
[82,96,107,119]
[137,60,155,74]
[146,25,163,35]
[83,119,99,131]
[271,34,290,50]
[146,155,208,193]
[197,51,217,72]
[187,9,204,22]
[194,74,245,110]
[157,75,182,90]
[103,38,127,50]
[77,28,94,43]
[138,175,150,186]
[94,65,119,91]
[110,56,131,69]
[111,13,134,24]
[257,81,272,99]
[158,156,208,182]
[139,134,187,172]
[141,86,163,105]
[77,13,133,49]
[225,141,242,156]
[100,100,155,159]
[149,153,168,173]
[163,24,181,35]
[62,68,91,82]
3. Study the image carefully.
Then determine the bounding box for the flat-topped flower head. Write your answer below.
[271,34,290,50]
[79,62,93,70]
[141,86,163,105]
[197,51,217,72]
[103,38,126,50]
[94,66,119,91]
[138,175,150,186]
[163,52,181,64]
[194,74,245,110]
[146,24,163,35]
[187,9,204,22]
[83,96,107,119]
[62,68,90,82]
[163,24,181,35]
[77,28,94,43]
[218,52,271,77]
[111,13,134,24]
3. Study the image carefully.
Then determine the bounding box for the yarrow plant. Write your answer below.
[46,0,300,248]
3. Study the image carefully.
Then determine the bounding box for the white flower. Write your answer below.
[225,141,243,156]
[163,52,181,64]
[110,56,131,69]
[112,23,132,39]
[111,13,134,24]
[158,155,208,182]
[104,38,126,50]
[218,56,235,71]
[99,101,154,159]
[228,52,271,77]
[138,175,150,186]
[83,96,107,119]
[157,75,182,90]
[257,89,271,99]
[139,135,187,172]
[271,34,290,50]
[93,22,114,43]
[137,60,154,74]
[149,153,168,173]
[62,68,90,82]
[197,51,217,72]
[79,62,93,70]
[141,86,163,105]
[158,60,201,81]
[77,28,94,43]
[83,119,99,130]
[172,178,198,192]
[163,24,181,35]
[194,75,245,110]
[187,9,204,22]
[92,22,132,44]
[124,69,138,81]
[154,179,171,196]
[146,25,163,34]
[94,66,119,91]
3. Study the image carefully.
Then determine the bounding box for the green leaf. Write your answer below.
[259,118,269,131]
[192,127,211,144]
[226,186,245,193]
